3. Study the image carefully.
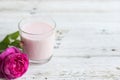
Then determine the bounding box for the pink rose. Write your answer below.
[0,47,29,80]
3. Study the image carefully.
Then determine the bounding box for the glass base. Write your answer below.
[30,55,53,64]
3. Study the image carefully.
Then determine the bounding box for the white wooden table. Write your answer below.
[0,0,120,80]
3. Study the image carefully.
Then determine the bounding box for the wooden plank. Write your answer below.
[0,0,119,2]
[0,0,119,80]
[13,57,120,80]
[0,1,119,13]
[0,12,119,57]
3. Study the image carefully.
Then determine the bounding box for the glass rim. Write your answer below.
[18,16,56,35]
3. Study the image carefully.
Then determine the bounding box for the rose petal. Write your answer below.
[11,47,21,53]
[0,47,29,79]
[0,47,21,59]
[6,47,21,53]
[2,53,29,79]
[0,57,4,78]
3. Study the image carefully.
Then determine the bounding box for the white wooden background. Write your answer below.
[0,0,120,80]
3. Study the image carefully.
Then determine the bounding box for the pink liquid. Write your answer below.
[20,22,55,61]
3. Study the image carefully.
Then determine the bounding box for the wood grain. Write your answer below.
[16,57,120,80]
[0,0,120,80]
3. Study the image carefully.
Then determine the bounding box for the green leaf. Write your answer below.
[0,31,21,53]
[9,31,19,40]
[10,40,21,48]
[0,35,10,52]
[0,42,8,51]
[1,35,10,44]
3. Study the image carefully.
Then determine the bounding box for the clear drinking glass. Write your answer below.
[18,15,56,64]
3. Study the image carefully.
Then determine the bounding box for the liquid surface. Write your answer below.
[21,22,53,34]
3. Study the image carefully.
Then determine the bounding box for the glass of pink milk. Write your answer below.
[18,16,56,64]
